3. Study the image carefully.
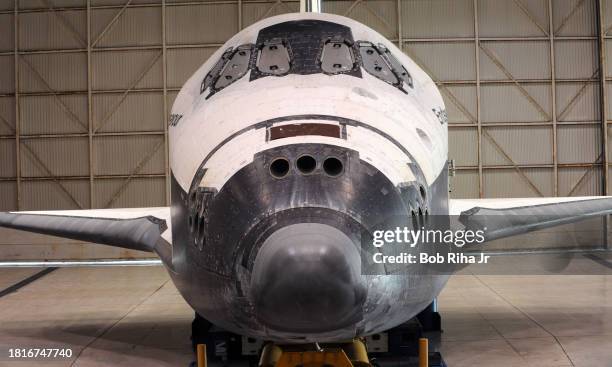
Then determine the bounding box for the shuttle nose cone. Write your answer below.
[250,223,366,333]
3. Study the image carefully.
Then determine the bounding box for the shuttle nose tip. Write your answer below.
[250,223,366,333]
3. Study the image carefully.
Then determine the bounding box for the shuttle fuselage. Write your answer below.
[167,13,450,343]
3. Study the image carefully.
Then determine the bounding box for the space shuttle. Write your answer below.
[2,12,612,349]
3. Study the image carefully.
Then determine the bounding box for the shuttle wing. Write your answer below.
[450,197,612,242]
[0,207,172,265]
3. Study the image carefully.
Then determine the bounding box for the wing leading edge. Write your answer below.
[0,207,172,266]
[450,197,612,242]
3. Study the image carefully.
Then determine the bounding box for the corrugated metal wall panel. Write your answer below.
[557,124,601,164]
[19,53,87,93]
[167,47,217,89]
[92,50,162,90]
[556,82,600,122]
[555,40,598,79]
[325,0,397,39]
[479,41,550,80]
[0,182,17,211]
[241,1,298,29]
[93,135,165,175]
[483,168,553,197]
[93,92,164,133]
[450,170,479,199]
[21,179,89,210]
[553,0,596,37]
[92,7,162,48]
[20,137,89,177]
[0,97,16,135]
[480,84,551,122]
[0,139,16,178]
[20,95,88,134]
[91,0,158,5]
[404,42,475,81]
[0,56,15,94]
[0,13,14,52]
[478,0,549,38]
[448,127,478,166]
[442,86,477,124]
[19,0,86,9]
[93,177,165,208]
[166,3,238,44]
[19,9,86,51]
[0,181,17,211]
[559,166,603,196]
[482,126,553,166]
[400,0,474,39]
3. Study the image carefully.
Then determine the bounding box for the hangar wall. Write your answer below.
[0,0,610,259]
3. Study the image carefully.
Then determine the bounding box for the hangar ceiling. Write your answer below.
[0,0,609,212]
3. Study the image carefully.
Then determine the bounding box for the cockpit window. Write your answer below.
[200,47,234,94]
[358,42,398,85]
[320,38,355,74]
[215,45,252,89]
[200,45,254,97]
[199,20,414,98]
[256,39,291,75]
[358,42,413,91]
[377,44,413,88]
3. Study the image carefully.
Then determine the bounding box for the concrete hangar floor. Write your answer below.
[1,264,612,367]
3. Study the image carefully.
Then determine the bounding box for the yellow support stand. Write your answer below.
[419,338,428,367]
[197,344,207,367]
[259,339,371,367]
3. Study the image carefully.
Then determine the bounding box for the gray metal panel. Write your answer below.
[556,82,600,122]
[242,1,299,29]
[0,14,14,52]
[482,126,553,166]
[166,3,238,44]
[19,53,87,93]
[92,135,165,175]
[399,0,474,39]
[448,127,478,166]
[324,0,397,39]
[92,92,164,133]
[20,137,90,177]
[91,6,162,48]
[442,85,477,124]
[553,0,596,37]
[0,182,17,211]
[557,125,601,164]
[404,42,475,81]
[93,177,166,208]
[20,95,88,134]
[19,9,86,50]
[478,0,549,38]
[0,97,16,135]
[0,139,16,178]
[480,84,551,122]
[559,167,603,196]
[167,48,217,88]
[0,56,15,94]
[91,50,162,90]
[450,170,479,199]
[19,1,87,9]
[479,41,550,81]
[483,168,553,198]
[21,179,90,210]
[555,40,598,79]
